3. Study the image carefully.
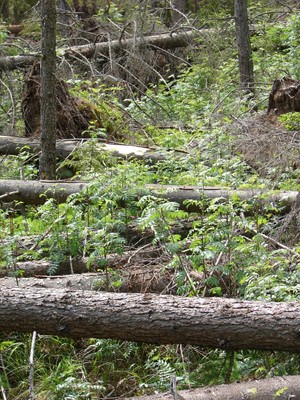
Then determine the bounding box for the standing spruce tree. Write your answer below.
[39,0,57,179]
[234,0,255,95]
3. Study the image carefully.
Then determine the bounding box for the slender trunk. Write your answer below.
[234,0,255,94]
[40,0,57,179]
[58,0,71,37]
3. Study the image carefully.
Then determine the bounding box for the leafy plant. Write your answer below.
[278,112,300,131]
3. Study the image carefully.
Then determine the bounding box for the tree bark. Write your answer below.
[40,0,57,179]
[234,0,255,94]
[124,375,300,400]
[0,288,300,351]
[0,30,200,71]
[0,178,297,211]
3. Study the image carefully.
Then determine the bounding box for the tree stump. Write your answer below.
[267,76,300,115]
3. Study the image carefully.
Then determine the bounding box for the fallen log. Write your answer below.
[0,258,88,277]
[0,288,300,352]
[0,179,86,205]
[0,135,168,162]
[124,375,300,400]
[0,30,199,71]
[0,273,100,290]
[0,260,176,293]
[0,245,176,294]
[0,178,297,211]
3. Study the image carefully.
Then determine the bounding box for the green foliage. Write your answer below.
[278,112,300,131]
[69,79,130,141]
[0,147,38,180]
[0,26,8,43]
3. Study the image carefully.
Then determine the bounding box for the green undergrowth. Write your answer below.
[1,334,300,400]
[2,2,300,399]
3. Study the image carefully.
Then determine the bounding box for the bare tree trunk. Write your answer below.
[124,375,300,400]
[0,178,297,210]
[0,288,300,351]
[57,0,72,37]
[40,0,57,179]
[234,0,254,94]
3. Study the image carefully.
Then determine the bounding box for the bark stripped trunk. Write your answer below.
[0,179,297,211]
[0,288,300,351]
[40,0,57,179]
[124,375,300,400]
[0,135,174,161]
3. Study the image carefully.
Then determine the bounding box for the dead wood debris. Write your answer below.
[232,111,300,177]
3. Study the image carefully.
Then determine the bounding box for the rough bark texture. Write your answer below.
[39,0,57,179]
[0,288,300,352]
[267,76,300,115]
[234,0,254,94]
[0,178,297,211]
[124,375,300,400]
[0,30,198,71]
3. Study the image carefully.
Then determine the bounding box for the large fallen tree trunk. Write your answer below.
[124,375,300,400]
[0,135,168,162]
[1,288,300,352]
[0,179,86,205]
[0,178,297,210]
[0,30,199,71]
